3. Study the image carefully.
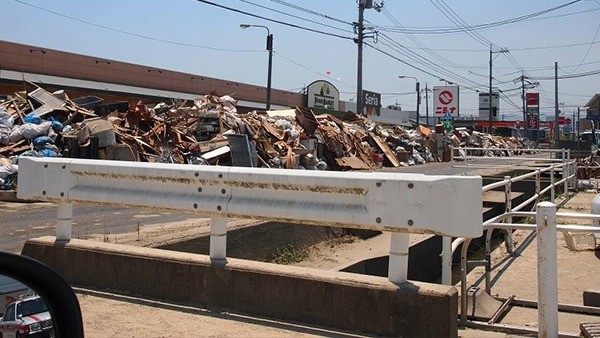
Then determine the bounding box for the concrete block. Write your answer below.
[22,236,458,338]
[584,289,600,307]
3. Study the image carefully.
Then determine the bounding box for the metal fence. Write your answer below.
[450,146,591,338]
[16,157,483,284]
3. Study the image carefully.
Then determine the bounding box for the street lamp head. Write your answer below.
[239,24,251,29]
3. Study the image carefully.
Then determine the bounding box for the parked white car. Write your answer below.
[0,296,53,338]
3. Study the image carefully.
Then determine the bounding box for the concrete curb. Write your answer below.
[23,236,459,337]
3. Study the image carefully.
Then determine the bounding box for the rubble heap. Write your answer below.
[0,84,532,190]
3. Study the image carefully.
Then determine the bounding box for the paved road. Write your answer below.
[0,201,203,253]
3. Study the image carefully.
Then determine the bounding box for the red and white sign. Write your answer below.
[433,86,460,117]
[526,92,539,106]
[557,116,572,125]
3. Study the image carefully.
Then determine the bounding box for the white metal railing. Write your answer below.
[442,146,585,337]
[441,158,577,285]
[17,157,483,284]
[460,207,600,338]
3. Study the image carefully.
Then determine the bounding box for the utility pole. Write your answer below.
[521,73,527,139]
[488,43,493,133]
[355,1,381,116]
[577,107,581,158]
[425,83,429,126]
[356,1,365,116]
[488,46,508,134]
[554,62,559,147]
[416,81,421,126]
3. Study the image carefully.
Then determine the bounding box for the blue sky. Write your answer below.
[1,0,599,119]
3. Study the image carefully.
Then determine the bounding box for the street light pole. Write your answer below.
[240,24,273,110]
[399,76,420,126]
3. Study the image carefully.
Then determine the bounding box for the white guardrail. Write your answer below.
[447,147,584,337]
[17,157,483,284]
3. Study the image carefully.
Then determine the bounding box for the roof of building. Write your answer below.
[585,94,600,107]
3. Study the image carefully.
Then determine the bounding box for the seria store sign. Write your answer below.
[363,90,381,116]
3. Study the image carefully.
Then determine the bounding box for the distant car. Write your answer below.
[0,296,53,338]
[580,131,595,142]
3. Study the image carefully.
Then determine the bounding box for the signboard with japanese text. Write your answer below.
[526,92,539,106]
[527,113,539,130]
[307,80,340,111]
[433,86,459,117]
[362,90,381,116]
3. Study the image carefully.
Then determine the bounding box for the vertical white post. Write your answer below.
[441,236,452,285]
[567,149,572,189]
[535,169,541,204]
[574,161,578,192]
[504,176,514,254]
[562,149,568,195]
[536,202,558,338]
[56,202,73,241]
[389,232,410,283]
[210,217,227,260]
[550,167,555,203]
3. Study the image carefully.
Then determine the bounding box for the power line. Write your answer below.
[429,0,491,47]
[529,69,600,80]
[564,19,600,73]
[265,0,353,25]
[10,0,263,53]
[375,0,583,34]
[194,0,354,40]
[273,51,355,88]
[365,41,483,93]
[234,0,353,33]
[377,35,487,90]
[398,39,600,53]
[380,8,468,70]
[384,7,599,33]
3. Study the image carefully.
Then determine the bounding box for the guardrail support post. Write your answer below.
[485,230,492,293]
[535,169,541,204]
[460,238,472,323]
[56,202,73,241]
[209,217,228,260]
[504,175,514,254]
[550,167,555,203]
[441,236,452,285]
[574,161,578,192]
[567,149,572,189]
[536,202,558,338]
[563,149,568,195]
[389,232,409,283]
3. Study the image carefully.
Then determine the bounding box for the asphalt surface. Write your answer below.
[0,202,202,253]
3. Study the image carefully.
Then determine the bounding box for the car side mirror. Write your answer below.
[0,251,84,338]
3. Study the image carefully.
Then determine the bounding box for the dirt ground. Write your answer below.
[464,191,600,333]
[75,288,372,338]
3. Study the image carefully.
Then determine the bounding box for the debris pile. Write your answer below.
[451,128,535,158]
[0,84,533,191]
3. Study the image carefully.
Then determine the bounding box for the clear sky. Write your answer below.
[1,0,599,120]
